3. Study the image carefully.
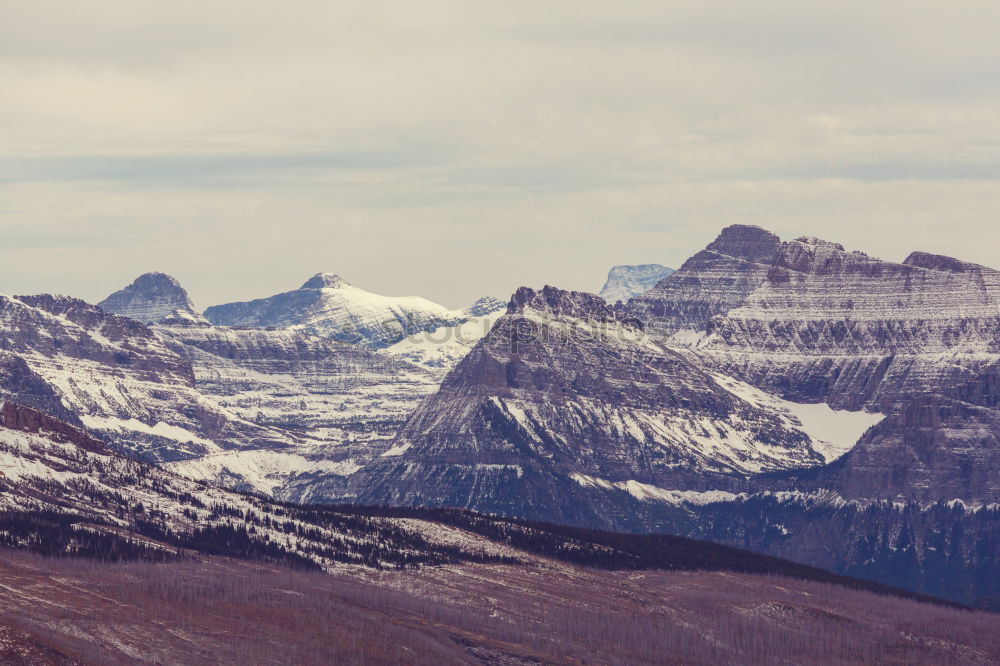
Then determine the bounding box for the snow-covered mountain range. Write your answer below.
[67,272,505,498]
[363,226,1000,512]
[1,227,998,606]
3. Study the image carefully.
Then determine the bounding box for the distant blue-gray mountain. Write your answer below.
[598,264,674,303]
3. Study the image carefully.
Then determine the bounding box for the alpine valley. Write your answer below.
[1,225,999,631]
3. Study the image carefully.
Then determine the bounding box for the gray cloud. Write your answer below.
[1,1,998,308]
[0,150,442,186]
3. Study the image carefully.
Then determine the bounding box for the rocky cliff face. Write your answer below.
[0,401,108,454]
[599,264,674,304]
[203,273,466,348]
[695,238,1000,406]
[826,378,1000,505]
[464,296,506,317]
[625,229,1000,504]
[0,293,283,462]
[153,323,441,499]
[625,225,783,338]
[357,285,875,513]
[98,272,207,325]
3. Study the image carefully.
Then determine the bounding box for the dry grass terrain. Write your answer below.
[0,547,997,665]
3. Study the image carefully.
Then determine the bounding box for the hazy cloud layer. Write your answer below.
[2,1,998,308]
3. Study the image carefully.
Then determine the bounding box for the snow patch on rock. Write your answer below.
[711,373,884,462]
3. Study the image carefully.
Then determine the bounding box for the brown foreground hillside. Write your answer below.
[0,548,997,665]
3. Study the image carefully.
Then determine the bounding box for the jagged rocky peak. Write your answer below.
[903,251,976,274]
[98,272,201,324]
[704,224,783,263]
[300,272,350,289]
[683,228,1000,503]
[623,225,784,335]
[768,234,861,276]
[465,296,506,317]
[793,236,845,250]
[508,285,617,321]
[599,264,675,304]
[13,293,162,340]
[17,293,115,325]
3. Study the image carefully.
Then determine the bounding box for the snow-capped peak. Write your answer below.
[204,276,466,347]
[301,273,350,290]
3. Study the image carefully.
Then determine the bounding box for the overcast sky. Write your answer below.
[2,1,999,308]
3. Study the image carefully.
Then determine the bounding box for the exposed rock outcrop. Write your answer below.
[1,402,108,454]
[98,272,206,325]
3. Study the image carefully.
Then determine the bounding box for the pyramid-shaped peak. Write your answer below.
[131,271,183,288]
[706,225,782,263]
[715,224,778,241]
[98,272,197,324]
[301,273,351,289]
